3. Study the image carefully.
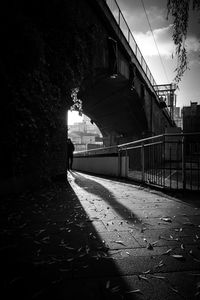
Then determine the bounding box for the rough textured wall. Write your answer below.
[0,0,104,189]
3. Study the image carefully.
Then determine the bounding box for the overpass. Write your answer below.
[73,0,176,146]
[0,0,178,193]
[71,1,200,191]
[71,0,200,191]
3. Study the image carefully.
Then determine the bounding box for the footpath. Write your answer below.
[1,171,200,300]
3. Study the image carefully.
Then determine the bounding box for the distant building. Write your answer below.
[173,106,182,129]
[182,102,200,133]
[68,115,103,151]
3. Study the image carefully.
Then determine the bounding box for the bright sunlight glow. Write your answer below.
[67,110,83,125]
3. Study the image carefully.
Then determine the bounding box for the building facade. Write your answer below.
[68,115,103,151]
[182,102,200,133]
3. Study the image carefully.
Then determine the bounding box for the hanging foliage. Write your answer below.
[70,88,83,116]
[167,0,200,84]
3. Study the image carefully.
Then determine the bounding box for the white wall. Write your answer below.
[73,156,129,178]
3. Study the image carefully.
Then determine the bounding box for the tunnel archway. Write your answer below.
[77,73,149,147]
[67,110,103,151]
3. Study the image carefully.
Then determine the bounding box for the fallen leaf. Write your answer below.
[32,288,46,298]
[110,285,120,293]
[189,250,200,262]
[138,275,149,282]
[42,236,50,243]
[189,273,200,276]
[59,268,70,272]
[66,257,74,262]
[155,260,164,269]
[125,289,143,294]
[149,274,166,280]
[147,243,154,250]
[183,222,194,226]
[85,245,90,254]
[195,291,200,297]
[35,229,46,236]
[82,265,89,269]
[111,240,126,246]
[106,280,110,289]
[181,244,185,250]
[171,254,185,261]
[159,235,171,241]
[75,223,86,228]
[143,269,151,274]
[160,217,172,223]
[64,246,75,250]
[169,285,179,293]
[162,248,173,255]
[152,240,159,246]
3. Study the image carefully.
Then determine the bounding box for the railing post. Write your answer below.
[118,148,121,177]
[128,30,130,43]
[125,148,128,177]
[182,135,186,190]
[141,142,145,182]
[118,9,120,26]
[163,135,166,187]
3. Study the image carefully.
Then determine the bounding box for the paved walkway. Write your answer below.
[1,171,200,299]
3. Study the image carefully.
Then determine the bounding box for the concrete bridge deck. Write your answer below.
[2,171,200,299]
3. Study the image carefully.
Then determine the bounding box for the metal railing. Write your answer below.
[74,133,200,191]
[105,0,157,87]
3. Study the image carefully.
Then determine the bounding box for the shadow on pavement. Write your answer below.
[1,179,138,300]
[70,171,142,226]
[162,189,200,208]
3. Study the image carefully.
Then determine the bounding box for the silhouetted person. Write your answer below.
[66,138,75,170]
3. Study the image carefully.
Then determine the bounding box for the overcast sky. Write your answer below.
[116,0,200,107]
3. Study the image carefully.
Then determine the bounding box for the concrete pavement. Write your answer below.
[1,171,200,299]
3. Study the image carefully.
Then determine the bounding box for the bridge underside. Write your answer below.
[80,74,148,145]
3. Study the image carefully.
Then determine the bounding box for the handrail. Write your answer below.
[74,133,200,156]
[105,0,157,87]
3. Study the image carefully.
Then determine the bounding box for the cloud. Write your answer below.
[133,25,175,58]
[111,0,200,64]
[186,36,200,53]
[123,6,168,33]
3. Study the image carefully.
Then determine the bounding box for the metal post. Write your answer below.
[163,135,166,188]
[169,147,172,189]
[128,29,130,43]
[182,136,186,190]
[141,143,145,182]
[66,110,69,177]
[125,149,128,177]
[118,148,121,177]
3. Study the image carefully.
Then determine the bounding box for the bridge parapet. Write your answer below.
[104,0,157,87]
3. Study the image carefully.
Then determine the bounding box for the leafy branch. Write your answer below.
[167,0,200,84]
